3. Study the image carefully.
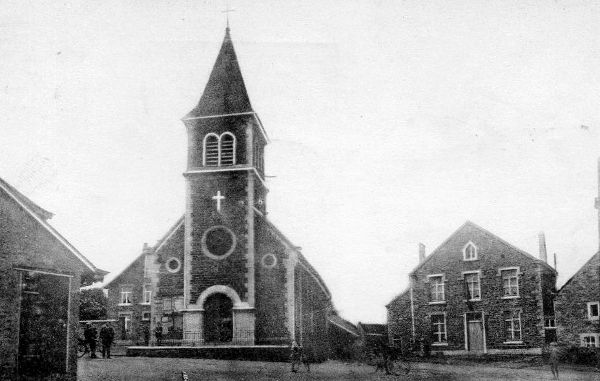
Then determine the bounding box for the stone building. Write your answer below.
[0,178,106,380]
[105,27,335,360]
[387,221,557,355]
[555,252,600,348]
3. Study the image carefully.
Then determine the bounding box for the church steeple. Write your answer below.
[185,28,253,119]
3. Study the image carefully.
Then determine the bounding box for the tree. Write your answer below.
[79,288,107,321]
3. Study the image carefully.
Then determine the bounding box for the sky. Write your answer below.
[1,0,600,324]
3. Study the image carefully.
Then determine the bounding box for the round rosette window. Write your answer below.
[166,257,181,273]
[201,225,237,260]
[261,253,278,269]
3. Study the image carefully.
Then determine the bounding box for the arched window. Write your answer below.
[203,133,220,166]
[202,132,236,167]
[219,133,236,166]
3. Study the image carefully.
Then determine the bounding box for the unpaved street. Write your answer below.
[78,357,599,380]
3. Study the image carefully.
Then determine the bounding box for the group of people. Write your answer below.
[83,322,115,359]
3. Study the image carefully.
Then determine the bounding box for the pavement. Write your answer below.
[78,356,600,381]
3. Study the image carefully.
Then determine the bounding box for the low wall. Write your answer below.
[126,345,291,362]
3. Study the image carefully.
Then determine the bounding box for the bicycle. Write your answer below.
[77,338,90,358]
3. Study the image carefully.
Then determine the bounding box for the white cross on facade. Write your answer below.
[212,191,225,212]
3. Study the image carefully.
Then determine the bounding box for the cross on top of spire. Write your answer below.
[222,2,235,29]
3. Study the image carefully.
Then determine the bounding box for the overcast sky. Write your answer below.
[1,0,600,323]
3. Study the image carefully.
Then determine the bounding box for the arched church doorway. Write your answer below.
[203,293,233,343]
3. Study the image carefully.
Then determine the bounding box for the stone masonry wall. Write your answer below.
[555,253,600,346]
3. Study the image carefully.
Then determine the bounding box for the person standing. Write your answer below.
[154,322,163,346]
[83,323,98,359]
[290,341,302,373]
[99,323,115,359]
[549,342,562,380]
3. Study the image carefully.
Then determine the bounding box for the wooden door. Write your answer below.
[467,320,484,351]
[203,293,233,343]
[18,271,70,378]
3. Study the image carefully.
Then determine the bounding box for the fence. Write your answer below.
[153,329,255,346]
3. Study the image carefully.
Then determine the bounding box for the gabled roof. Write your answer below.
[411,220,556,275]
[558,251,600,292]
[104,216,184,288]
[328,314,359,337]
[358,323,387,335]
[185,28,253,119]
[257,213,332,299]
[385,287,410,308]
[0,177,106,278]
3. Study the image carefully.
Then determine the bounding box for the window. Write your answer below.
[580,334,599,348]
[587,302,599,320]
[120,286,132,305]
[203,132,236,167]
[464,272,481,300]
[429,275,445,303]
[501,268,519,297]
[431,314,447,344]
[142,311,151,321]
[219,133,235,165]
[463,242,478,261]
[203,134,219,166]
[166,257,181,273]
[505,311,522,342]
[142,285,152,304]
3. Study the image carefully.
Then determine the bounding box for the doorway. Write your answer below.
[203,293,233,343]
[18,271,70,378]
[466,312,484,352]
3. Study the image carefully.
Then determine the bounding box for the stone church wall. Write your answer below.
[188,173,249,304]
[254,223,289,344]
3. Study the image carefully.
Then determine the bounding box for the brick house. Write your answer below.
[0,178,106,380]
[104,27,336,360]
[554,252,600,348]
[387,221,557,355]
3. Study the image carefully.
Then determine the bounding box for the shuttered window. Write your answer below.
[220,133,236,165]
[203,134,220,166]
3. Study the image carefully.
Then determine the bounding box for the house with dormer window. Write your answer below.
[387,221,557,355]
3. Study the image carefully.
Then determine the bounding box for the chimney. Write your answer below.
[419,243,426,263]
[538,232,547,263]
[143,242,150,254]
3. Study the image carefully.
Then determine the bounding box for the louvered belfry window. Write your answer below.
[203,132,236,167]
[220,133,236,166]
[203,134,220,166]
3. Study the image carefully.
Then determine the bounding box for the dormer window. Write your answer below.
[203,132,236,167]
[463,241,478,261]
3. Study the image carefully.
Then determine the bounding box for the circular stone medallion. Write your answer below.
[201,225,237,260]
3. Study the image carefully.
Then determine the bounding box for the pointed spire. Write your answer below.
[185,28,253,119]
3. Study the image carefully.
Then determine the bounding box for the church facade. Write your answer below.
[105,27,333,360]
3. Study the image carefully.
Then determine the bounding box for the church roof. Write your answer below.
[185,28,253,119]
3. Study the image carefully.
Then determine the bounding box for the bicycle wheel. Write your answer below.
[77,343,88,358]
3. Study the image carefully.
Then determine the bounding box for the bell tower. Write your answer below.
[180,27,269,345]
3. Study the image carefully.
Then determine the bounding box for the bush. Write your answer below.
[562,346,600,366]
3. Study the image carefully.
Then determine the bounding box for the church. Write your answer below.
[105,27,335,360]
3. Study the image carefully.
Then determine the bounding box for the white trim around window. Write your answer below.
[462,270,482,301]
[587,301,599,320]
[430,313,448,346]
[119,286,133,306]
[499,267,520,299]
[142,284,152,305]
[463,241,478,261]
[580,333,600,348]
[427,274,446,304]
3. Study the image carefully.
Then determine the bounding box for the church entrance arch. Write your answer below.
[203,293,233,343]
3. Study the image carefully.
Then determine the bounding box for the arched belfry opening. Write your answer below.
[203,293,233,343]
